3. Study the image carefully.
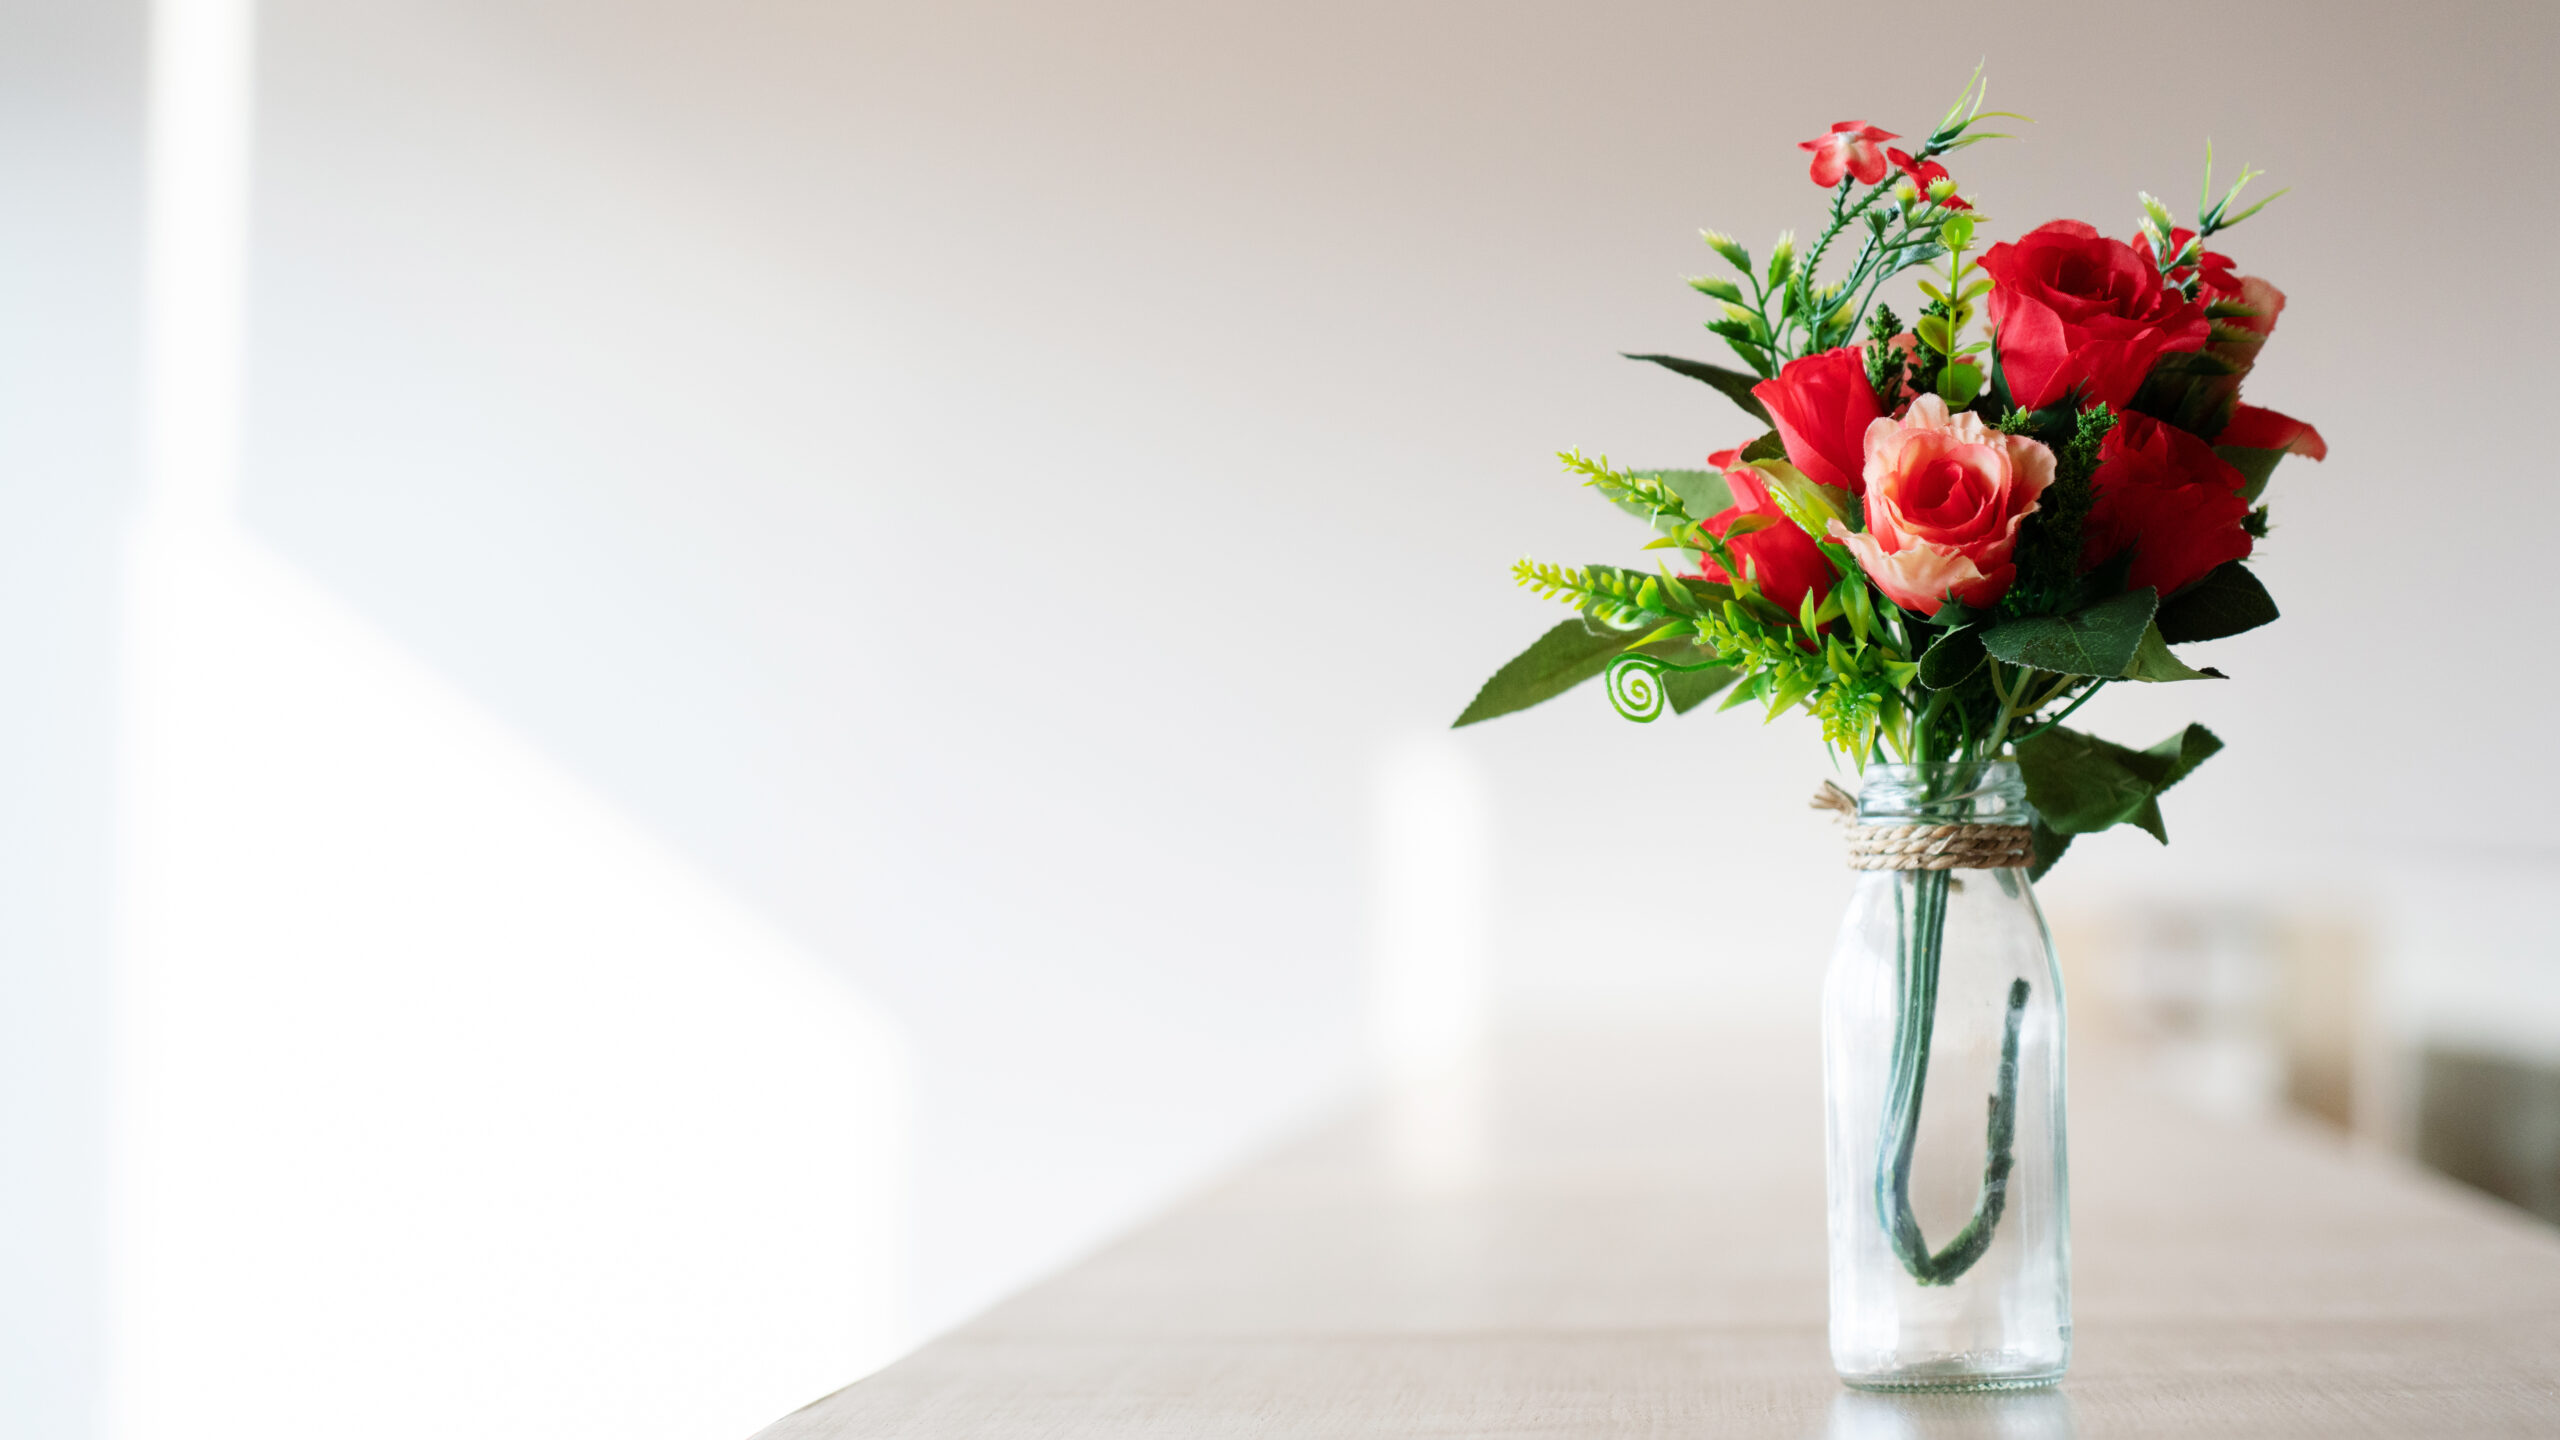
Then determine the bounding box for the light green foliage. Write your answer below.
[1557,450,1698,535]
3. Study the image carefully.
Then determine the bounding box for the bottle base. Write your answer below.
[1834,1353,2068,1393]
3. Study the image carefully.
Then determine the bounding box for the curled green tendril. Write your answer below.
[1605,653,1667,722]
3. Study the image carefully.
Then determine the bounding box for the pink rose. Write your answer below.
[1829,395,2056,616]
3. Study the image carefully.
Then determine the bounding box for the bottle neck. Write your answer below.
[1856,761,2029,827]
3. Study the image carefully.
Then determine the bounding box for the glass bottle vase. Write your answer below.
[1822,760,2069,1390]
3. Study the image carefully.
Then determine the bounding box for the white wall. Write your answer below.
[4,1,2556,1434]
[0,1,143,1432]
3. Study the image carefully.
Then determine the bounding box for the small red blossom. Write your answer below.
[1886,148,1970,211]
[1800,122,1898,188]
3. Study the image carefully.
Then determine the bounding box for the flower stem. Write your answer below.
[1873,865,2031,1287]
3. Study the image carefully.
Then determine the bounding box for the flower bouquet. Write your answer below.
[1454,75,2322,1390]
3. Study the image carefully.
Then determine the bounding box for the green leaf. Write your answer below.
[2146,722,2225,796]
[2156,561,2279,643]
[1663,659,1740,714]
[1753,458,1852,540]
[2215,445,2285,504]
[2015,727,2172,836]
[1937,359,1984,406]
[1765,668,1817,716]
[2025,819,2073,883]
[1622,353,1772,425]
[1927,597,1992,630]
[2015,723,2224,848]
[1918,626,1986,689]
[1717,669,1768,712]
[1636,468,1733,525]
[1453,619,1633,727]
[2121,624,2226,683]
[1982,589,2159,676]
[1739,430,1787,462]
[1702,230,1753,274]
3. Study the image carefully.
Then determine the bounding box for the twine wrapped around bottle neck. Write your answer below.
[1810,780,2035,871]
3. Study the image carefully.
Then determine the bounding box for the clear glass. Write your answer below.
[1823,761,2069,1391]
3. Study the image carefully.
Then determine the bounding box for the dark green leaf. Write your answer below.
[2015,722,2224,850]
[1453,619,1632,728]
[1918,626,1986,689]
[1927,598,1992,630]
[1982,589,2159,677]
[2025,819,2072,883]
[1739,430,1787,462]
[2156,561,2279,644]
[2216,446,2285,504]
[1622,352,1773,425]
[2016,725,2172,837]
[2146,722,2224,792]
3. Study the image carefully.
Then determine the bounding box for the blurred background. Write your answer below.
[2,0,2554,1435]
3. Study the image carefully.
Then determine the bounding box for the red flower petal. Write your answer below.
[2218,404,2327,460]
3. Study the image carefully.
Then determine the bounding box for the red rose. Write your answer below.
[2121,231,2321,451]
[2081,413,2253,596]
[1799,122,1897,188]
[1752,346,1882,496]
[1692,463,1835,617]
[1981,221,2211,410]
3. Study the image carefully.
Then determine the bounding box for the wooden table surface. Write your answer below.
[755,1023,2560,1438]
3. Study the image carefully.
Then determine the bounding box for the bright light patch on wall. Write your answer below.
[109,5,912,1437]
[1368,737,1493,1188]
[1368,735,1493,1076]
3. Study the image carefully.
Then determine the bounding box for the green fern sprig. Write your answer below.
[1557,450,1692,527]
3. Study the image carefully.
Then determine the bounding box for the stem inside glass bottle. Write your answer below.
[1870,784,2029,1287]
